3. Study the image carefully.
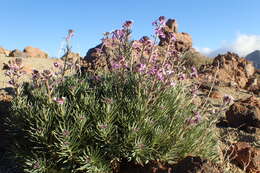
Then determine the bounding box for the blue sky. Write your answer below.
[1,0,260,57]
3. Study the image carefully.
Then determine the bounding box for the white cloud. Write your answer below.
[196,34,260,57]
[195,47,212,55]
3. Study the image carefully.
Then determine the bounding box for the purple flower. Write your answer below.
[159,16,166,24]
[42,70,53,79]
[112,29,125,40]
[139,36,153,46]
[8,80,15,86]
[53,97,66,104]
[170,81,176,87]
[152,16,166,26]
[137,63,146,72]
[33,161,40,169]
[66,29,75,41]
[132,41,142,49]
[155,27,165,38]
[53,62,60,68]
[4,71,12,77]
[178,73,186,80]
[148,67,158,75]
[111,63,121,69]
[186,112,202,125]
[223,94,234,105]
[168,32,177,41]
[157,71,164,81]
[123,20,133,29]
[190,67,198,78]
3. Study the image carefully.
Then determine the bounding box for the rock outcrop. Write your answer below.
[159,19,192,52]
[225,96,260,130]
[200,52,256,89]
[226,142,260,173]
[0,47,10,56]
[23,46,48,58]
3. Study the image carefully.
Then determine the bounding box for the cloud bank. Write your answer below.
[196,34,260,57]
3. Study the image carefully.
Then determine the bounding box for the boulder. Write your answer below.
[23,46,48,58]
[9,49,27,57]
[226,142,260,173]
[245,78,260,95]
[81,39,120,72]
[225,96,260,129]
[0,47,10,56]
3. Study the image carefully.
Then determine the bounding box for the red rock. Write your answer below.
[200,52,256,89]
[23,46,48,58]
[226,142,260,173]
[0,47,10,56]
[225,96,260,129]
[159,19,192,52]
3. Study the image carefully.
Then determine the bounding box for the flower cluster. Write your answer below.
[4,58,26,94]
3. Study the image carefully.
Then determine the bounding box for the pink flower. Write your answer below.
[157,71,164,81]
[170,81,176,87]
[152,16,166,26]
[190,67,198,78]
[178,73,186,80]
[8,80,15,86]
[159,16,166,24]
[186,112,202,125]
[66,29,75,41]
[53,62,60,68]
[111,63,121,69]
[148,67,158,75]
[155,27,165,38]
[223,94,234,105]
[168,32,177,41]
[111,29,125,40]
[137,64,146,72]
[53,97,66,104]
[123,20,133,29]
[139,36,153,46]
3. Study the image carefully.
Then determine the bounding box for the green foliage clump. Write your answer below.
[6,17,219,173]
[8,73,218,172]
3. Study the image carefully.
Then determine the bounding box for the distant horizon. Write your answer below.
[1,0,260,58]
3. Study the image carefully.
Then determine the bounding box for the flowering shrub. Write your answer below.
[7,17,219,173]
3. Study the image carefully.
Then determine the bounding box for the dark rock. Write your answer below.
[225,96,260,129]
[225,142,260,173]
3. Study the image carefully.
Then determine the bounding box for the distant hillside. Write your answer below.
[245,50,260,69]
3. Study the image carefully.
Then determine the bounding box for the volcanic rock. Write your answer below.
[200,52,255,89]
[226,142,260,173]
[0,47,10,56]
[23,46,48,58]
[225,96,260,130]
[159,19,192,52]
